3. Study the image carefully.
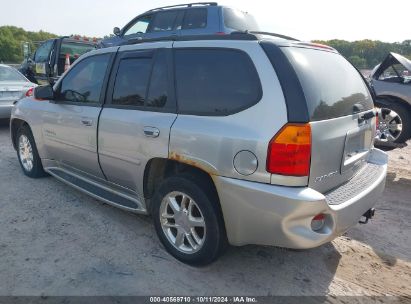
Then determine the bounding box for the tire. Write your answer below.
[16,125,47,178]
[376,102,411,144]
[152,174,227,266]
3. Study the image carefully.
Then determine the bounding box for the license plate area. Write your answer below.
[341,125,373,174]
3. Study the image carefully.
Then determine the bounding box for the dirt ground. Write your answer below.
[0,120,410,297]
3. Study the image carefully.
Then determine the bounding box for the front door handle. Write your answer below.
[143,126,160,138]
[81,118,93,126]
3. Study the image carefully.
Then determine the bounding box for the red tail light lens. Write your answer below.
[266,123,311,176]
[25,87,34,97]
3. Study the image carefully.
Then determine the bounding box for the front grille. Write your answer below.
[325,163,384,205]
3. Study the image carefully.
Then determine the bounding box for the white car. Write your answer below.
[0,64,37,119]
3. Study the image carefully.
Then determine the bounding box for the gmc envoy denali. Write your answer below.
[10,32,388,265]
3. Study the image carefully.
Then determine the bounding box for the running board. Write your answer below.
[45,167,146,214]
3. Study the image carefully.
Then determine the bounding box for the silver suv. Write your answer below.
[10,33,388,265]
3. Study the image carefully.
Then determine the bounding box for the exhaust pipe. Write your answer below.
[359,208,376,224]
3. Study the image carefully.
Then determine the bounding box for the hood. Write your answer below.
[372,52,411,79]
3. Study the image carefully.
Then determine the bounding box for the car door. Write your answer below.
[98,42,176,196]
[32,39,55,85]
[41,50,114,178]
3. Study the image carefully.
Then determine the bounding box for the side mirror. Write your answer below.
[34,85,54,100]
[113,27,121,36]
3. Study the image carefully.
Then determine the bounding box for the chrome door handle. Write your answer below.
[81,118,93,126]
[143,126,160,138]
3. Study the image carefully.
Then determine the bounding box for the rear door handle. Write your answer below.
[143,126,160,138]
[81,118,93,126]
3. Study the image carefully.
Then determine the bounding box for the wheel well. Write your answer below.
[375,95,411,112]
[143,158,220,212]
[10,119,29,150]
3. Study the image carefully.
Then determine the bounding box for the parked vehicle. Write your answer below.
[370,52,411,143]
[99,2,259,47]
[19,36,97,85]
[10,33,387,265]
[0,65,36,119]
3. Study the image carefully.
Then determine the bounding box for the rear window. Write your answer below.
[283,47,373,121]
[150,11,179,32]
[175,49,262,116]
[223,8,259,31]
[60,41,95,58]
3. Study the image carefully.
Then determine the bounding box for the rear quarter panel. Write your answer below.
[169,40,288,183]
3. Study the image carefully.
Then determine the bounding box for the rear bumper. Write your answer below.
[214,148,387,248]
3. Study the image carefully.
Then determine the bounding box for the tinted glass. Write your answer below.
[182,8,207,29]
[58,54,110,104]
[283,47,374,121]
[175,49,261,115]
[124,15,152,36]
[34,40,53,62]
[0,66,27,82]
[223,8,259,31]
[147,51,168,108]
[112,58,152,106]
[150,11,178,32]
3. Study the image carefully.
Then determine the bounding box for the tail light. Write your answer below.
[25,87,34,97]
[266,123,311,176]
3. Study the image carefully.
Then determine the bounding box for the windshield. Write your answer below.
[60,41,95,58]
[0,66,27,82]
[223,8,259,31]
[283,47,374,121]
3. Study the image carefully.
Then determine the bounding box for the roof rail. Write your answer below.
[122,32,257,46]
[247,31,300,41]
[147,2,217,12]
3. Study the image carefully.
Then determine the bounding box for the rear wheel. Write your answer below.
[152,175,227,266]
[16,125,47,178]
[376,103,411,143]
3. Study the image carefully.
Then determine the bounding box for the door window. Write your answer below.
[182,9,207,29]
[123,15,152,37]
[150,11,179,32]
[112,50,169,109]
[34,40,54,62]
[57,54,110,104]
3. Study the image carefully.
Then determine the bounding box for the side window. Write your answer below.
[182,9,207,29]
[150,11,179,32]
[123,15,152,37]
[175,49,262,115]
[112,58,152,106]
[112,50,169,109]
[57,54,110,104]
[34,40,54,62]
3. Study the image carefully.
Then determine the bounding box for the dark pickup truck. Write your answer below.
[19,36,97,85]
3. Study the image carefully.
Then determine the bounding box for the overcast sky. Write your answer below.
[1,0,410,42]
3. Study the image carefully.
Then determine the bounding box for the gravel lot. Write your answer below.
[0,120,410,296]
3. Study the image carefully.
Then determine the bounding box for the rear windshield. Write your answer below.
[223,8,259,31]
[0,66,26,82]
[283,47,373,121]
[60,41,95,58]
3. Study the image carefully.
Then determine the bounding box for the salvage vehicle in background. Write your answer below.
[19,36,97,85]
[10,32,387,265]
[370,52,411,143]
[0,64,36,119]
[99,2,259,47]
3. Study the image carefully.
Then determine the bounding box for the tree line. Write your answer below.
[0,25,410,70]
[313,39,411,69]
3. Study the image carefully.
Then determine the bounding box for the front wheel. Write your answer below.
[152,175,227,266]
[16,125,47,178]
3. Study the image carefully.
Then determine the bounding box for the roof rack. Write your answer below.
[122,32,257,46]
[247,31,300,41]
[147,2,217,12]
